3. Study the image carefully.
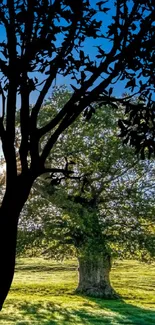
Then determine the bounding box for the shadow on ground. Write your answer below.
[15,265,77,272]
[1,297,155,325]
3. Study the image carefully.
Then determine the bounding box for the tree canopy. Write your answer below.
[18,87,155,263]
[0,1,155,176]
[0,0,155,308]
[16,88,155,297]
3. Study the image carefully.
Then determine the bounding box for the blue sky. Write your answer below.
[0,0,145,114]
[0,0,119,156]
[0,0,127,108]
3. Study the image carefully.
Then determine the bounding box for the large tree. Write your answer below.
[17,89,155,298]
[0,0,155,308]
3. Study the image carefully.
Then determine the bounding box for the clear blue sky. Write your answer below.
[0,0,127,108]
[0,0,119,156]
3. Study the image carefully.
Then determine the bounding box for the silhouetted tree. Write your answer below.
[119,98,155,159]
[0,0,155,308]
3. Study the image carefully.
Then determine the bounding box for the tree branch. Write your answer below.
[38,92,78,138]
[5,0,18,184]
[30,8,81,129]
[0,59,8,77]
[0,119,7,161]
[42,168,74,175]
[19,72,30,173]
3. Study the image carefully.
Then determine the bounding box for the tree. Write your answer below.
[0,0,155,308]
[119,98,155,159]
[17,89,155,298]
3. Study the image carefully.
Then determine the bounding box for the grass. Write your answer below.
[0,258,155,324]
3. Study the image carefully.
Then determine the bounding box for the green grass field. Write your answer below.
[0,258,155,324]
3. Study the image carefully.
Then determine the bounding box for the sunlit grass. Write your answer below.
[0,258,154,324]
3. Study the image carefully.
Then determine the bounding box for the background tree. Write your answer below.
[17,88,155,298]
[0,0,155,308]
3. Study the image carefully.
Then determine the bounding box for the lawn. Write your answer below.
[0,258,155,324]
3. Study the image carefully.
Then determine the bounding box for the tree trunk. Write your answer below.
[76,251,117,298]
[0,205,18,310]
[0,174,33,310]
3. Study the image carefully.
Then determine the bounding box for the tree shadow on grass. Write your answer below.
[15,265,77,272]
[84,297,155,325]
[1,297,155,325]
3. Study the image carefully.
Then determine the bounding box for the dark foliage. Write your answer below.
[119,100,155,159]
[0,1,155,173]
[0,0,155,309]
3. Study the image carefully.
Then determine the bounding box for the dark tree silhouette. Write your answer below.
[119,100,155,159]
[0,0,155,309]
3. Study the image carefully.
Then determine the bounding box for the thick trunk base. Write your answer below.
[0,174,34,309]
[76,253,118,299]
[76,284,118,299]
